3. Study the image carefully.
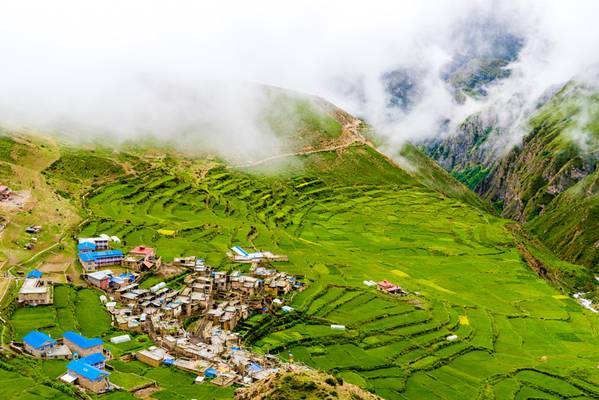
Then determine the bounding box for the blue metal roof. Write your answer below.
[77,242,96,251]
[23,330,56,349]
[26,269,43,279]
[63,331,104,349]
[78,250,123,262]
[67,359,109,381]
[231,245,249,256]
[79,352,106,366]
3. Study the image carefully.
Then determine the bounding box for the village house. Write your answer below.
[229,246,288,263]
[64,358,111,393]
[79,352,107,369]
[78,236,113,251]
[77,241,97,253]
[230,273,262,296]
[0,184,11,200]
[109,272,135,290]
[78,250,124,272]
[85,270,135,290]
[63,331,104,357]
[25,225,42,234]
[123,246,161,271]
[86,270,112,290]
[18,278,53,305]
[377,280,407,295]
[264,275,292,296]
[173,256,199,268]
[22,330,57,357]
[213,272,229,292]
[136,346,173,367]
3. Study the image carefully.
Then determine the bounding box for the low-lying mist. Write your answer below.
[1,1,599,163]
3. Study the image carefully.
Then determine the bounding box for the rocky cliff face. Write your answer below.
[425,113,502,191]
[424,81,599,269]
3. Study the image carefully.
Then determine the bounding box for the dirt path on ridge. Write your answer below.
[233,116,367,169]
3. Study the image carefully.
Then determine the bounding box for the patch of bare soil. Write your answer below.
[0,190,32,211]
[157,263,184,279]
[134,385,160,398]
[39,261,70,273]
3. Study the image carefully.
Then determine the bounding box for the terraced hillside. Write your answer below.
[73,143,599,399]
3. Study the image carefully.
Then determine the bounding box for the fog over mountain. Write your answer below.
[1,1,599,160]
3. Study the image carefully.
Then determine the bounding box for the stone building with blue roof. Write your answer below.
[63,331,104,357]
[22,330,57,357]
[25,269,43,279]
[79,352,106,369]
[78,250,124,272]
[65,358,111,393]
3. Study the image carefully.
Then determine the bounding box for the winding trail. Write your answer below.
[232,117,367,169]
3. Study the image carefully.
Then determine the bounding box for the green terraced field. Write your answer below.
[9,285,111,340]
[70,143,599,399]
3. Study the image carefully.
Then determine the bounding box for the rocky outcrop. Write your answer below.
[236,370,382,400]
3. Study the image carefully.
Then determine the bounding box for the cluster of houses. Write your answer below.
[21,330,110,393]
[18,269,53,306]
[91,247,301,387]
[77,235,161,272]
[101,259,300,336]
[16,240,303,392]
[134,328,281,386]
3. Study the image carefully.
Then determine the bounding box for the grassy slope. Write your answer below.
[398,144,493,213]
[0,134,80,267]
[483,83,599,271]
[60,144,599,400]
[1,95,599,399]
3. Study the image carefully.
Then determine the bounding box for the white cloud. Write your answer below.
[0,1,598,160]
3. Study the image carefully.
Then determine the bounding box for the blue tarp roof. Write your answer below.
[63,331,103,349]
[67,359,109,381]
[119,272,135,282]
[26,269,43,279]
[162,358,174,365]
[23,330,56,349]
[204,367,217,377]
[249,363,263,373]
[79,352,106,366]
[79,250,123,262]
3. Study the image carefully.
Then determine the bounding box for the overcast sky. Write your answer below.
[1,1,599,159]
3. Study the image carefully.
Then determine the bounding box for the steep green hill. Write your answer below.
[2,92,599,399]
[425,80,599,273]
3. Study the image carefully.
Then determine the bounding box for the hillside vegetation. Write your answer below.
[1,91,599,399]
[48,143,599,399]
